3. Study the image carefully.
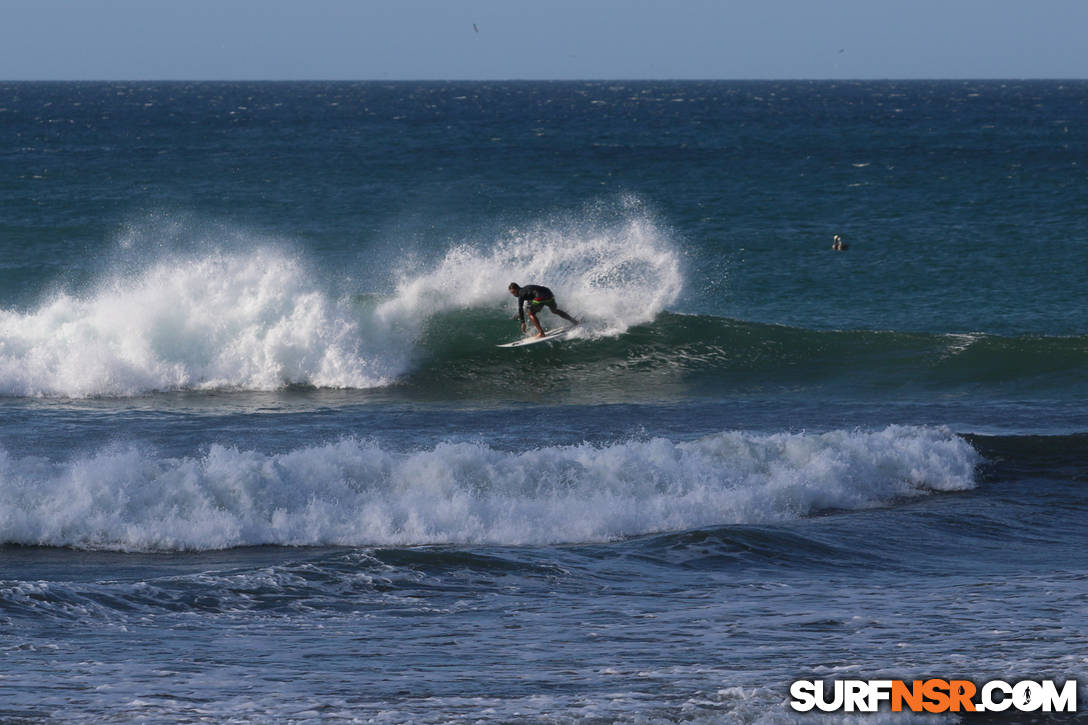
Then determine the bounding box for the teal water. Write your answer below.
[1,81,1086,723]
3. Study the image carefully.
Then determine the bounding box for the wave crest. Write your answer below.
[0,204,682,398]
[377,203,683,339]
[0,426,979,551]
[0,247,390,396]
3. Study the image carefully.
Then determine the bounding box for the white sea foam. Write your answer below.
[0,205,682,397]
[0,246,392,397]
[0,426,979,552]
[376,201,683,340]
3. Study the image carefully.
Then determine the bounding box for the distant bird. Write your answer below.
[473,23,479,33]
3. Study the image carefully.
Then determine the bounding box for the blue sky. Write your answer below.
[2,0,1086,80]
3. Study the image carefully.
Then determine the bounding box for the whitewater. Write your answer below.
[1,426,977,551]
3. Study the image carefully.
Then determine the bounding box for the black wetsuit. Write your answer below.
[516,285,558,323]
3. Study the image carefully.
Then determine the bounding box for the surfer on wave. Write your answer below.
[508,283,578,338]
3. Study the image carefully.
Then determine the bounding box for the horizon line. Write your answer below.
[3,76,1086,83]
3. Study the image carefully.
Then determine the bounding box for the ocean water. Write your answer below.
[1,80,1086,723]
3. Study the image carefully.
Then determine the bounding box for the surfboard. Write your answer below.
[497,326,575,348]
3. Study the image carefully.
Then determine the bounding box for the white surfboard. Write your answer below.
[497,326,575,348]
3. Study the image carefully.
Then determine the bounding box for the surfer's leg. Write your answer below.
[527,308,545,337]
[549,300,578,325]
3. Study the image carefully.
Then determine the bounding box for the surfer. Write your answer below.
[508,283,578,338]
[832,234,849,251]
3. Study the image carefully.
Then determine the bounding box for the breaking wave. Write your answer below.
[0,426,979,552]
[0,205,682,397]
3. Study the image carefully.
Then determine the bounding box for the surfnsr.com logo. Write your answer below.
[789,679,1078,714]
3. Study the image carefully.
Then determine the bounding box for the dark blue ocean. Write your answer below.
[1,81,1086,723]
